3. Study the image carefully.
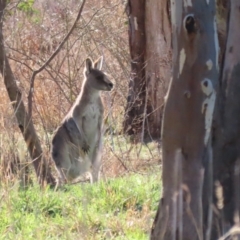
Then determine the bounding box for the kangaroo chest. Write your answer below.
[83,101,102,140]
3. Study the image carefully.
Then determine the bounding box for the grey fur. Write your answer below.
[51,57,113,185]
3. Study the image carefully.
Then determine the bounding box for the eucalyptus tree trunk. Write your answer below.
[145,0,171,140]
[151,0,219,239]
[210,0,240,238]
[123,0,171,142]
[123,0,146,141]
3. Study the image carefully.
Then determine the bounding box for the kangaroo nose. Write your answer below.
[108,83,113,88]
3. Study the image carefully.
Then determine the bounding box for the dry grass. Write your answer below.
[0,0,161,184]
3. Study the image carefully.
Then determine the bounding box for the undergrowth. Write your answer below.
[0,173,161,240]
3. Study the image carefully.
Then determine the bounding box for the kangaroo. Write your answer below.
[51,57,113,186]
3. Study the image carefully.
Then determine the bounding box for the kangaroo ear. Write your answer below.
[85,58,93,74]
[93,56,103,70]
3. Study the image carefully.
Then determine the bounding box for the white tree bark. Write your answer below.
[151,0,219,239]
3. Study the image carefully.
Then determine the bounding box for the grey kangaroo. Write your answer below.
[51,57,113,185]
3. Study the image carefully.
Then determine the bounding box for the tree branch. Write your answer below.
[28,0,87,118]
[0,0,55,186]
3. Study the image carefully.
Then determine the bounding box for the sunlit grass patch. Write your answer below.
[0,172,161,239]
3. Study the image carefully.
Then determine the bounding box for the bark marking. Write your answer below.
[183,14,195,34]
[183,0,193,8]
[184,90,191,98]
[134,17,138,31]
[206,59,213,70]
[213,16,219,69]
[179,48,186,75]
[164,77,172,102]
[215,181,224,210]
[171,0,176,27]
[201,79,216,145]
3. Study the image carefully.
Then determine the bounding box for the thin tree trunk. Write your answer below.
[123,0,171,142]
[210,0,240,238]
[151,0,218,239]
[0,1,55,186]
[123,0,146,142]
[145,0,171,141]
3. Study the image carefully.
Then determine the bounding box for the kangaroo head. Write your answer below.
[84,57,113,91]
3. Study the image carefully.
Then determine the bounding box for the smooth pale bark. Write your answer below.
[0,1,55,186]
[210,0,240,238]
[151,0,218,239]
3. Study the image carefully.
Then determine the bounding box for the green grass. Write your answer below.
[0,173,161,240]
